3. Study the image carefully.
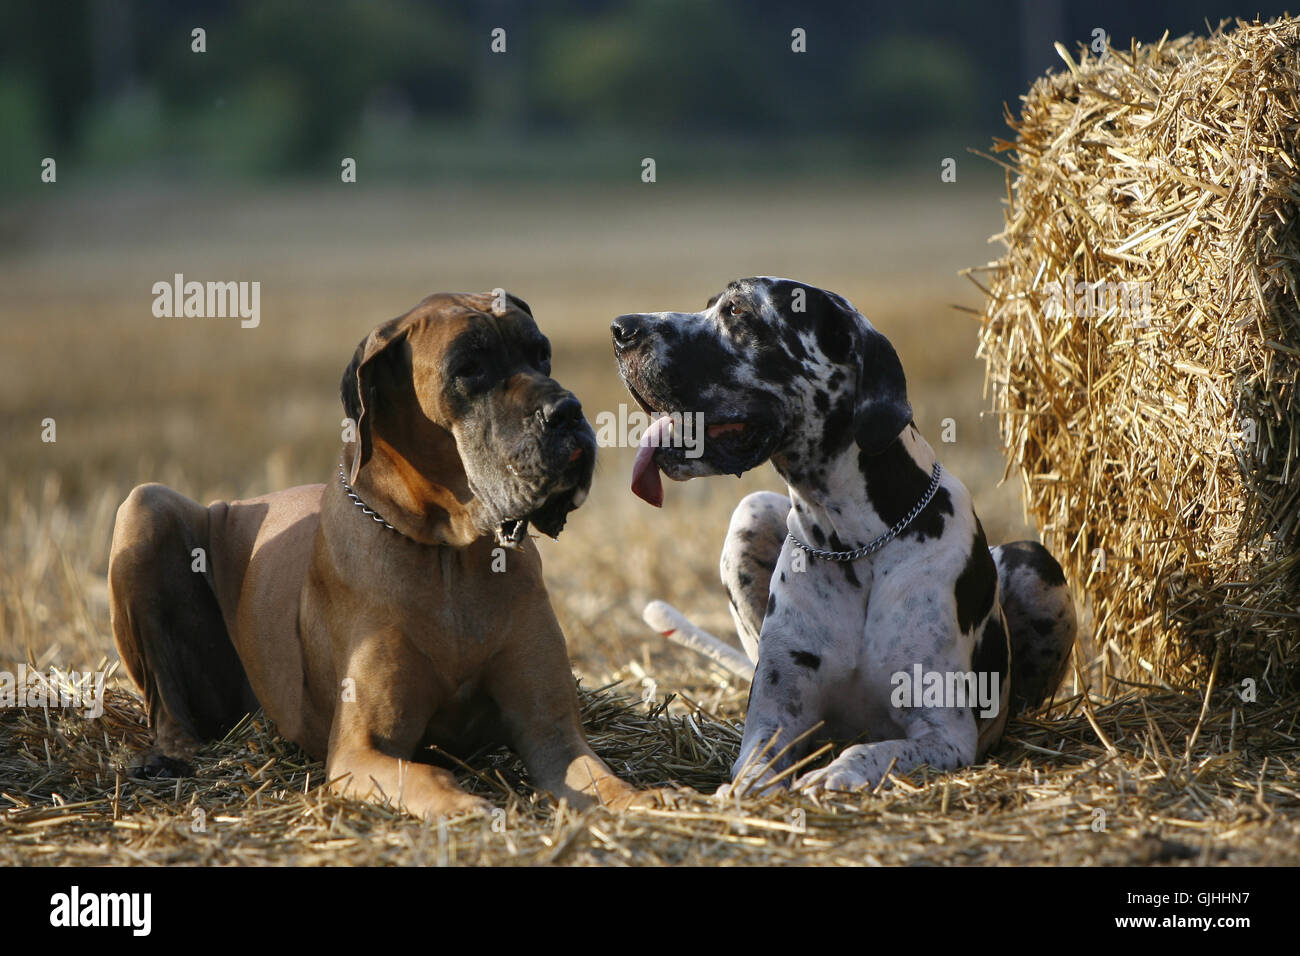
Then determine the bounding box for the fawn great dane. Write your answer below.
[110,291,656,817]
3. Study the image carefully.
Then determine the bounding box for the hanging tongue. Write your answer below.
[631,415,672,507]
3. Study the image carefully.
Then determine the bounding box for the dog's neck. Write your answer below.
[779,424,940,554]
[343,439,488,547]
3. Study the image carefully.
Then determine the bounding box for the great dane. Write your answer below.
[110,291,657,817]
[612,277,1077,795]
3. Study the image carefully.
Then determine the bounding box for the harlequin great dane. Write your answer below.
[109,291,661,818]
[612,277,1077,795]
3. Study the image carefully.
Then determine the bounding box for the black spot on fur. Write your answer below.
[790,650,821,670]
[755,345,804,387]
[860,439,952,542]
[1031,617,1057,637]
[971,613,1009,716]
[820,393,855,456]
[954,521,997,633]
[766,593,777,615]
[766,669,780,686]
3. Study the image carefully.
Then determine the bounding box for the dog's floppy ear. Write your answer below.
[852,326,912,455]
[340,317,410,485]
[809,287,912,456]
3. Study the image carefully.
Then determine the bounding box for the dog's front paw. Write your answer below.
[604,786,684,811]
[420,793,494,819]
[794,766,873,795]
[795,749,886,795]
[130,750,193,780]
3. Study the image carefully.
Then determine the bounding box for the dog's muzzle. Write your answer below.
[612,314,778,506]
[489,391,596,545]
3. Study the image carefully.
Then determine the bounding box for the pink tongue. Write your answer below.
[631,416,672,507]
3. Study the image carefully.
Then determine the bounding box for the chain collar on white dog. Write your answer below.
[786,462,943,562]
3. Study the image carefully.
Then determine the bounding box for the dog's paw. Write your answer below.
[605,786,683,811]
[713,779,754,801]
[419,793,494,820]
[794,761,878,796]
[130,751,193,780]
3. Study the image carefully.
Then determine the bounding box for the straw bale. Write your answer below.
[973,17,1300,690]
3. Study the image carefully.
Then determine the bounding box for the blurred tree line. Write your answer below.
[0,0,1290,186]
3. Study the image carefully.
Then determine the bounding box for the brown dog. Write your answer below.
[108,291,651,817]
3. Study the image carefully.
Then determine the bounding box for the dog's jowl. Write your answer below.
[613,277,1077,795]
[109,291,658,817]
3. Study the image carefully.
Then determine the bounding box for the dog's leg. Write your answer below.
[722,699,826,799]
[794,569,986,795]
[108,484,258,777]
[720,589,836,796]
[326,630,492,817]
[992,541,1077,713]
[720,491,790,662]
[720,528,870,798]
[486,598,663,811]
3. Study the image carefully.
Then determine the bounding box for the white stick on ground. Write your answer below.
[642,600,756,682]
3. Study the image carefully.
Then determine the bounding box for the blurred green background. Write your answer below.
[2,0,1290,190]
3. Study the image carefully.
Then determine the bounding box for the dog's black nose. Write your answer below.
[537,394,583,429]
[611,314,646,351]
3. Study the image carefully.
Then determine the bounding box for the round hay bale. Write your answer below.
[973,17,1300,691]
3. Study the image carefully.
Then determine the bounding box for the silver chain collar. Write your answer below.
[337,458,527,549]
[786,461,943,562]
[338,459,403,534]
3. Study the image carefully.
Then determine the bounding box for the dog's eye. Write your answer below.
[727,302,748,319]
[532,343,551,372]
[455,358,485,379]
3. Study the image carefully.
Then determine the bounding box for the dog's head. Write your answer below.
[612,277,910,504]
[342,291,596,545]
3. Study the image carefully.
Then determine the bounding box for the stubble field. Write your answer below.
[2,179,1296,865]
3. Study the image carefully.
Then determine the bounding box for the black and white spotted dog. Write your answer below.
[612,277,1077,795]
